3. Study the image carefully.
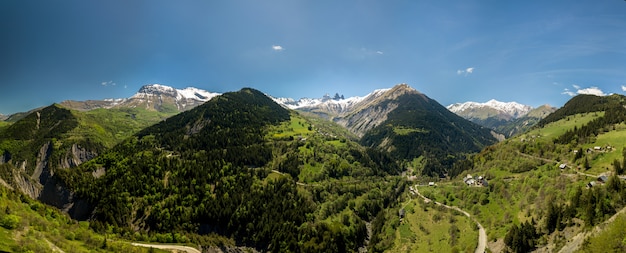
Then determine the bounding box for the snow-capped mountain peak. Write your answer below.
[132,84,220,102]
[127,84,221,111]
[447,99,533,119]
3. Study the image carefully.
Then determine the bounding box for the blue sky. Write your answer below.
[2,0,626,114]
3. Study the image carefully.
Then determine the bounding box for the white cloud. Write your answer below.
[272,45,284,51]
[457,67,475,76]
[101,81,116,86]
[621,85,626,92]
[577,87,606,96]
[562,85,606,97]
[376,51,384,55]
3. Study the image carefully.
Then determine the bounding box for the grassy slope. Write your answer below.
[69,107,176,148]
[269,112,361,183]
[416,111,626,251]
[579,211,626,252]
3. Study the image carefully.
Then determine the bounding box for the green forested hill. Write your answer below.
[0,103,178,184]
[58,88,405,252]
[419,95,626,252]
[360,90,497,178]
[538,94,626,127]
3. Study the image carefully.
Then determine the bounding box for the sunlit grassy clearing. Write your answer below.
[525,112,603,140]
[269,113,313,139]
[584,123,626,174]
[392,126,428,136]
[389,197,477,253]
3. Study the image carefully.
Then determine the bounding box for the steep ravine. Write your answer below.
[3,142,97,220]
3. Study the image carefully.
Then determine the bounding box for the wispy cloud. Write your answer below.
[345,47,384,60]
[562,85,606,97]
[562,89,576,96]
[101,81,116,86]
[272,45,284,51]
[621,85,626,92]
[457,67,474,76]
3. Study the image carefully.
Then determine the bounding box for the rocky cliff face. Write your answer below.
[60,144,98,169]
[3,141,97,220]
[4,145,93,219]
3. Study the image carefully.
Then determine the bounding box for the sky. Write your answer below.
[2,0,626,115]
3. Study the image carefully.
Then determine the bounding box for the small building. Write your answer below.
[559,164,567,170]
[428,182,435,186]
[598,175,609,183]
[399,209,405,219]
[587,181,597,188]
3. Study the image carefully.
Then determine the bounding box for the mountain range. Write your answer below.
[2,82,626,252]
[60,84,221,112]
[8,83,549,139]
[447,100,556,137]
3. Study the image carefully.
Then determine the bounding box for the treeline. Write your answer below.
[538,94,625,127]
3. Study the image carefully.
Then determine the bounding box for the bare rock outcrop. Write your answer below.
[60,144,98,168]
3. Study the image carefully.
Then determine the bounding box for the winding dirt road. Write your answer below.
[413,187,487,253]
[131,242,201,253]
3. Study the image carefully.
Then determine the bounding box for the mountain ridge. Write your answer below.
[447,99,556,137]
[447,99,534,120]
[59,84,221,112]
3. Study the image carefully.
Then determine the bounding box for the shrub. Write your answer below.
[1,214,21,229]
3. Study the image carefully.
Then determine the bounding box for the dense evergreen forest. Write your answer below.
[57,88,405,252]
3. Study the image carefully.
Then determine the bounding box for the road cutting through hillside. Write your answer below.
[131,242,201,253]
[412,187,487,253]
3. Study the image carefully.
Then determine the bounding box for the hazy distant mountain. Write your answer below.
[447,100,533,121]
[60,84,221,113]
[447,100,556,137]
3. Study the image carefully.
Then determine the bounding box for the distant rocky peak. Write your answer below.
[385,83,420,97]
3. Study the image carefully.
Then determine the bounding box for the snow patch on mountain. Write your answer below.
[272,96,359,110]
[447,99,533,119]
[177,87,221,101]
